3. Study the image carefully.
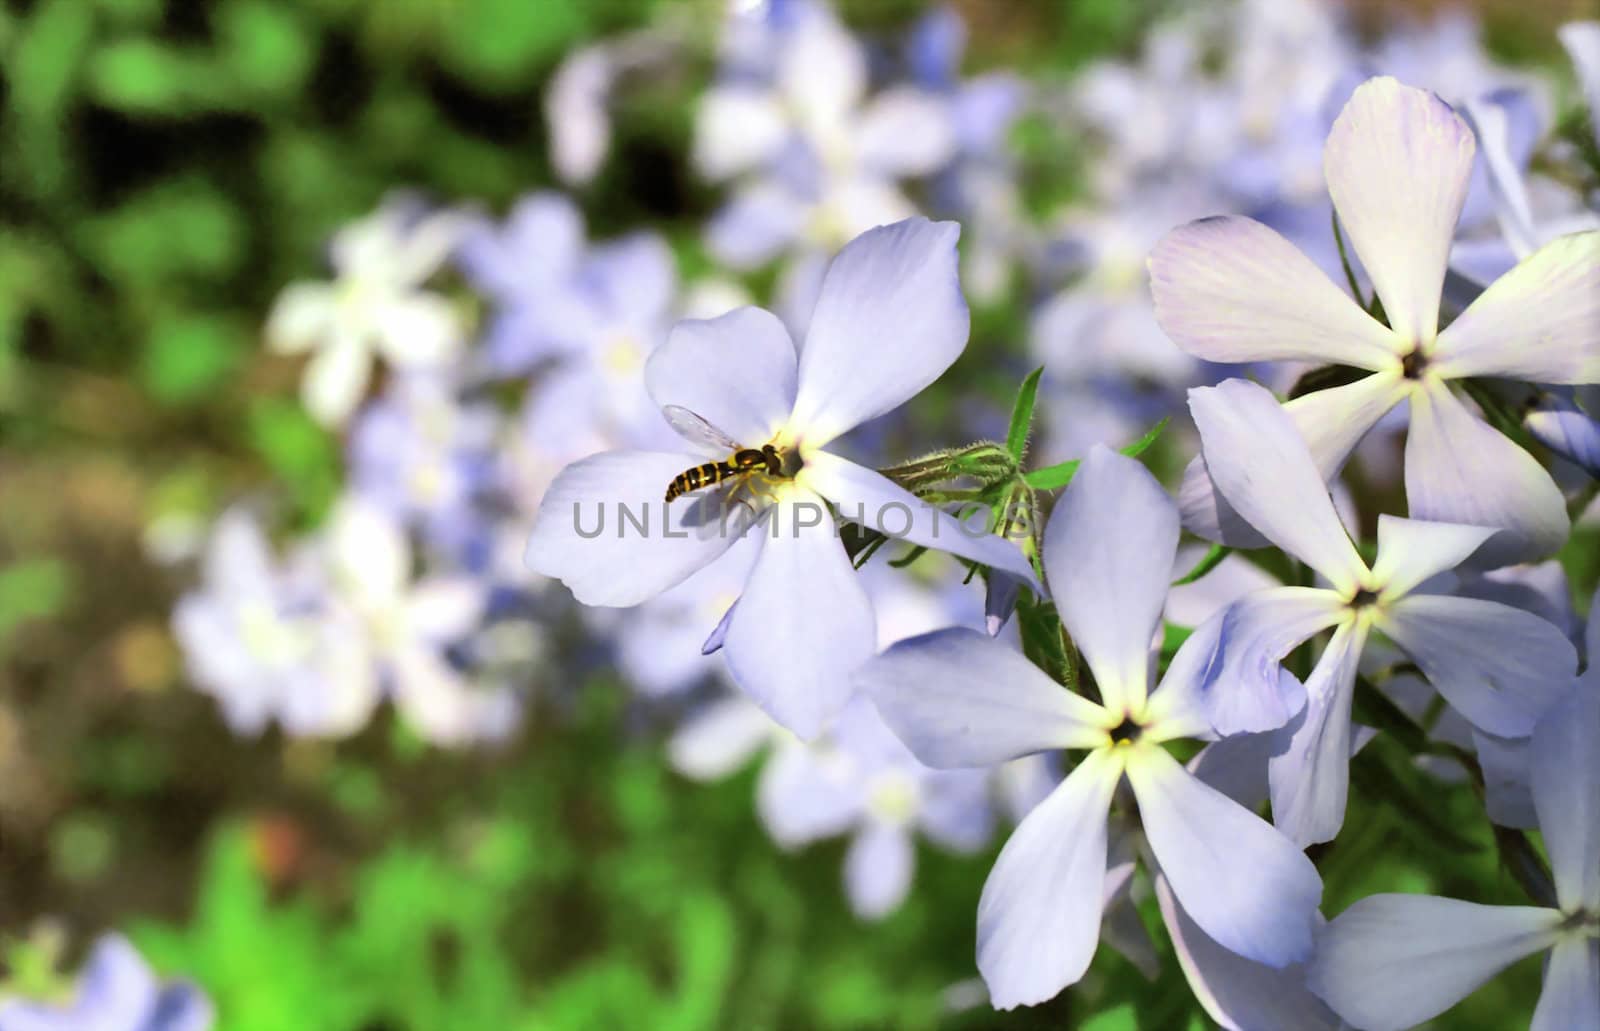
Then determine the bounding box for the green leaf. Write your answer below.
[1171,544,1231,586]
[1022,417,1169,490]
[0,557,71,649]
[1005,366,1044,460]
[140,314,243,403]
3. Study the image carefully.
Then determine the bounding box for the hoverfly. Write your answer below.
[661,405,791,504]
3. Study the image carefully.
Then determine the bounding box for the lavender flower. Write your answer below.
[0,935,212,1031]
[858,447,1321,1008]
[1152,77,1599,567]
[526,219,1036,738]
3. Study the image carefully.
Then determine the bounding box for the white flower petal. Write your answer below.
[1530,683,1600,911]
[1044,446,1178,715]
[789,218,968,446]
[845,822,915,920]
[1380,593,1576,737]
[756,741,862,847]
[1268,619,1369,847]
[1324,77,1476,345]
[1207,587,1343,735]
[1532,937,1600,1031]
[723,494,876,739]
[705,181,808,269]
[1189,380,1367,593]
[977,749,1121,1009]
[1156,876,1343,1031]
[1404,378,1570,568]
[668,696,773,781]
[1148,215,1400,368]
[645,306,799,449]
[266,282,338,354]
[301,331,373,427]
[803,452,1038,588]
[859,627,1112,768]
[525,450,746,608]
[1368,514,1497,601]
[1309,894,1562,1031]
[1179,372,1407,546]
[373,293,462,368]
[693,86,787,181]
[327,496,409,605]
[778,7,866,137]
[1432,232,1600,384]
[1132,745,1321,967]
[403,578,485,642]
[854,87,957,176]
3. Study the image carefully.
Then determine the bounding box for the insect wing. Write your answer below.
[661,405,744,453]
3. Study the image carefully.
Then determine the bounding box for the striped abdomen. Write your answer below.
[664,448,777,503]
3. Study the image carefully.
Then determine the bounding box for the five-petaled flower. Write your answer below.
[1190,378,1577,846]
[526,218,1037,739]
[857,447,1322,1009]
[1309,681,1600,1031]
[1150,76,1600,568]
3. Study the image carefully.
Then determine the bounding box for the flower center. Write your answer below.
[1401,348,1429,380]
[1110,716,1143,745]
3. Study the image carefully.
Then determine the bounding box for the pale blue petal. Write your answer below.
[1179,373,1405,547]
[1044,446,1178,714]
[858,627,1111,768]
[1206,588,1342,735]
[1148,215,1399,368]
[756,742,863,847]
[1368,514,1496,601]
[845,822,916,920]
[724,495,876,738]
[789,219,969,445]
[1132,746,1321,967]
[645,307,798,449]
[1532,938,1600,1031]
[804,452,1038,588]
[1380,594,1576,736]
[1309,895,1562,1031]
[1142,611,1229,743]
[1156,876,1344,1031]
[1268,620,1369,847]
[1189,380,1367,592]
[705,181,807,269]
[1474,729,1537,829]
[1530,683,1600,911]
[1524,391,1600,478]
[1433,232,1600,385]
[525,450,747,607]
[977,749,1121,1009]
[1404,379,1569,568]
[1324,77,1476,344]
[77,935,158,1020]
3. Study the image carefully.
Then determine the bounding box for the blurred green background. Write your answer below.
[0,0,1583,1027]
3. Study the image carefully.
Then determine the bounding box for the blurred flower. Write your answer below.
[1152,77,1600,567]
[0,934,212,1031]
[695,1,954,277]
[457,192,678,449]
[1309,682,1600,1031]
[267,195,468,427]
[1189,379,1576,845]
[859,447,1322,1009]
[173,508,376,738]
[527,219,1036,738]
[347,372,500,565]
[546,46,613,186]
[325,497,508,747]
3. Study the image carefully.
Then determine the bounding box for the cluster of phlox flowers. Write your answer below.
[130,0,1600,1027]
